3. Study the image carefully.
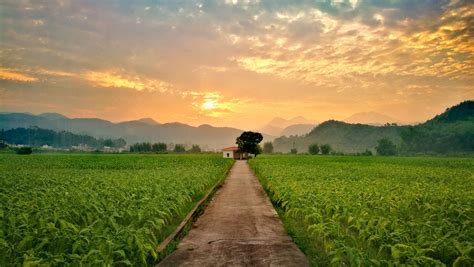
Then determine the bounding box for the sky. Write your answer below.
[0,0,473,129]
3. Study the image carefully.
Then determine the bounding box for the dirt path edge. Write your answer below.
[154,160,235,262]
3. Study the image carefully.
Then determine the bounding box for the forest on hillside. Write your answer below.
[0,127,126,149]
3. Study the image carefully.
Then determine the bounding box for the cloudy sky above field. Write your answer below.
[0,0,473,129]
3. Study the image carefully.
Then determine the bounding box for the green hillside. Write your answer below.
[273,101,474,154]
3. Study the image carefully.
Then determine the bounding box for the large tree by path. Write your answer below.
[236,131,263,157]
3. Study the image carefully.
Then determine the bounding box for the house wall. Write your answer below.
[223,151,234,158]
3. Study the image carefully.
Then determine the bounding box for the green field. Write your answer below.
[0,154,233,265]
[249,155,474,266]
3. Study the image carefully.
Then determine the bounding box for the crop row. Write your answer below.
[0,154,233,266]
[249,155,473,266]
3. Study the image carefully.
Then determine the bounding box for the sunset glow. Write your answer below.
[0,0,472,129]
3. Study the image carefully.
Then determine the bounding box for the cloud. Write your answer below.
[84,70,173,92]
[0,68,37,82]
[0,0,472,128]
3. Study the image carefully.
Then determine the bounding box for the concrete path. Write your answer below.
[159,160,309,267]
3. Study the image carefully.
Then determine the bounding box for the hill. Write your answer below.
[0,127,125,149]
[400,101,474,154]
[259,116,315,136]
[274,121,403,153]
[273,101,474,154]
[0,113,273,150]
[280,124,316,137]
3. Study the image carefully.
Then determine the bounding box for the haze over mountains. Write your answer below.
[0,113,273,150]
[258,116,317,137]
[343,112,407,125]
[1,101,472,153]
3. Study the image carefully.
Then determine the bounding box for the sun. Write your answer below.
[201,99,218,110]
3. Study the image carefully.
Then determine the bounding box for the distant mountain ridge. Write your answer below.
[259,116,316,136]
[0,113,273,150]
[344,111,402,125]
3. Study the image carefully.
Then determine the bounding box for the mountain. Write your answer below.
[280,124,316,137]
[1,127,125,149]
[426,100,474,124]
[38,113,69,120]
[0,113,273,150]
[344,111,401,125]
[273,120,403,153]
[273,101,474,154]
[259,116,314,136]
[400,101,474,154]
[136,118,159,125]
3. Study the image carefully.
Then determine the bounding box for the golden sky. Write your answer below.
[0,0,473,129]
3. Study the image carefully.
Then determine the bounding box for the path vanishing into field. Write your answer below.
[159,160,309,266]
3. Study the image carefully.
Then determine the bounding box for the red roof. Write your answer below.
[222,146,239,151]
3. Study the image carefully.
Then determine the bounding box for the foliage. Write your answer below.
[0,127,126,149]
[376,138,397,156]
[188,145,201,153]
[16,146,33,155]
[152,143,167,152]
[173,144,186,153]
[308,144,320,155]
[236,131,263,157]
[263,142,274,154]
[290,148,298,154]
[130,142,152,152]
[130,142,168,153]
[320,144,332,155]
[249,155,474,266]
[0,142,9,149]
[0,154,233,265]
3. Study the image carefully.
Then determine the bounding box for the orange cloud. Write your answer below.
[0,68,38,82]
[84,70,172,92]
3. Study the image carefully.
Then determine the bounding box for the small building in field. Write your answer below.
[222,146,248,159]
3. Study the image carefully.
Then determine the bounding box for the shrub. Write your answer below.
[321,144,332,155]
[376,138,397,156]
[16,147,32,155]
[308,143,320,155]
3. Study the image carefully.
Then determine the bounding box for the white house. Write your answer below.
[222,146,248,159]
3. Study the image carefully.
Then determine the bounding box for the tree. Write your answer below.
[152,143,167,152]
[263,142,273,154]
[0,141,8,149]
[321,144,332,155]
[236,131,264,157]
[375,138,397,156]
[173,144,186,153]
[188,145,201,153]
[103,139,114,147]
[308,143,320,155]
[113,138,126,148]
[361,149,373,156]
[16,146,32,155]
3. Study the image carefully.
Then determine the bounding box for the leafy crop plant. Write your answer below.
[250,155,473,266]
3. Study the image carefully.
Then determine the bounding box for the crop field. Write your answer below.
[249,155,473,266]
[0,154,233,266]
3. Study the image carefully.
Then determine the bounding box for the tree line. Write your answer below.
[0,127,126,149]
[129,142,202,153]
[260,139,398,156]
